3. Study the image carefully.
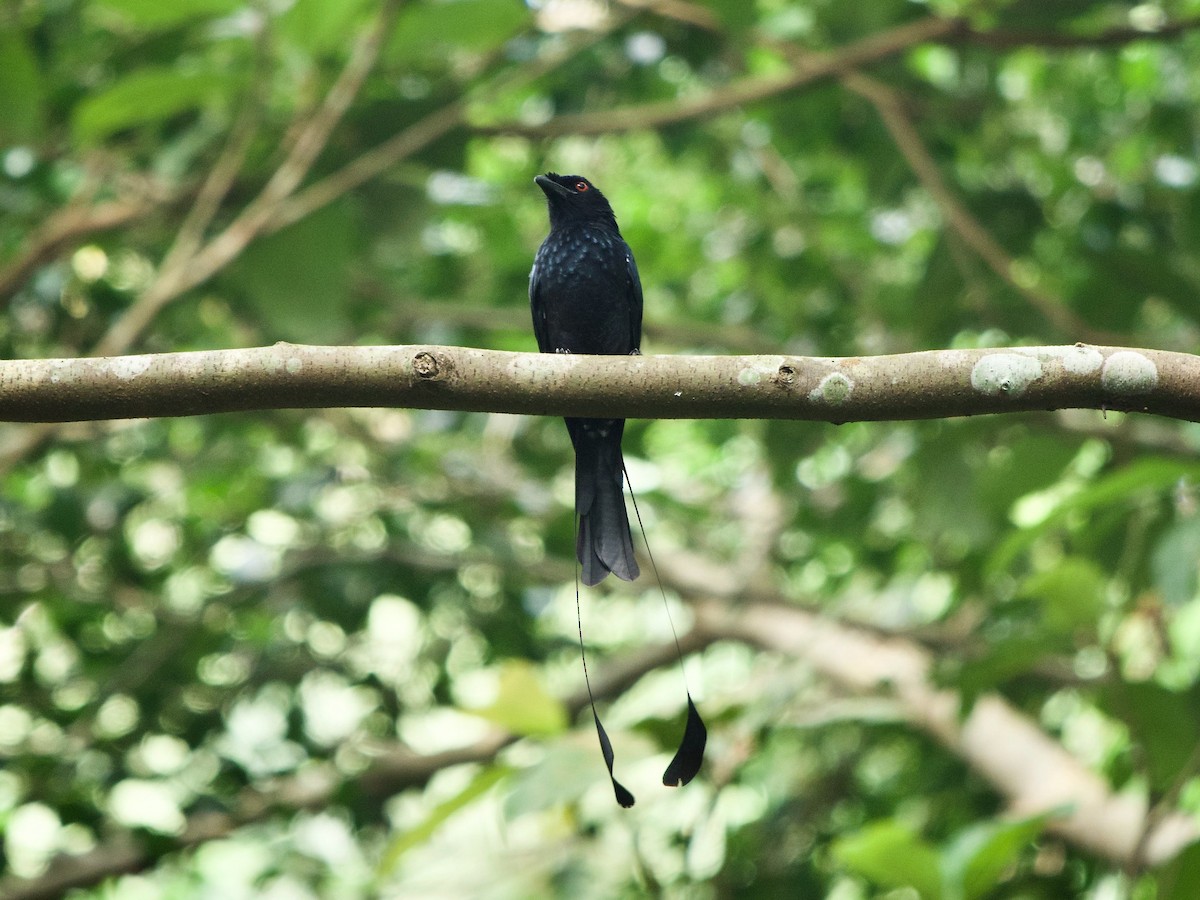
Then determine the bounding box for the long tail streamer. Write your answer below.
[574,471,707,807]
[574,516,635,807]
[624,466,707,788]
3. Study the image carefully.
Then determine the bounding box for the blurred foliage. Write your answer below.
[3,0,1200,897]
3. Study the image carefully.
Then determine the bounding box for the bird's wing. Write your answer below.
[529,259,552,353]
[625,244,643,353]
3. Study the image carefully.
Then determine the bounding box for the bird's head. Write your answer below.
[535,172,619,230]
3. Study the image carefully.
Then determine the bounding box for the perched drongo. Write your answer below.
[530,172,641,586]
[529,173,706,807]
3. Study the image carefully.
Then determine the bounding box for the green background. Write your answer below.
[3,0,1200,896]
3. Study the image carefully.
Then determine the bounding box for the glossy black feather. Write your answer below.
[594,711,635,808]
[662,694,707,787]
[530,173,641,585]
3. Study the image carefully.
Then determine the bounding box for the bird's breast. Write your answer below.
[538,232,624,282]
[534,227,637,356]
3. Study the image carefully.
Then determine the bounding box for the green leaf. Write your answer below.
[832,820,943,900]
[503,736,655,817]
[72,67,236,144]
[975,432,1082,518]
[952,633,1065,709]
[379,765,511,874]
[1101,681,1200,792]
[1152,517,1200,606]
[227,199,355,343]
[704,0,763,35]
[463,660,567,737]
[940,814,1048,900]
[89,0,242,30]
[911,441,995,552]
[1156,839,1200,900]
[989,459,1200,577]
[1018,556,1107,634]
[1083,244,1200,327]
[386,0,530,62]
[278,0,372,54]
[0,30,45,143]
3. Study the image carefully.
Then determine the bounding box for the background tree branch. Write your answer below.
[0,629,716,900]
[7,568,1192,899]
[701,600,1198,869]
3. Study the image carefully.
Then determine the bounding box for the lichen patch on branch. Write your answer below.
[1101,350,1158,394]
[1015,345,1103,375]
[970,352,1044,397]
[808,372,854,405]
[737,366,765,386]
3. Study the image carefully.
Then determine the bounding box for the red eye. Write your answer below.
[574,181,589,192]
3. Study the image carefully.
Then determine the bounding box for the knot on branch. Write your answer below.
[413,351,442,381]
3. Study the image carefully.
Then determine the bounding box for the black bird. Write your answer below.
[530,172,642,586]
[530,173,706,808]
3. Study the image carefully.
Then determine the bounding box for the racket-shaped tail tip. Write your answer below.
[662,694,707,788]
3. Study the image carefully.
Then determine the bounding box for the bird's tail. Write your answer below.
[568,418,639,586]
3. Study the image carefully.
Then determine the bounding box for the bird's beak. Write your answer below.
[535,174,573,198]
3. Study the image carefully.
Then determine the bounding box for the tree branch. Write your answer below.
[271,17,629,234]
[0,342,1195,424]
[959,16,1200,50]
[0,18,628,478]
[133,23,274,323]
[9,500,1199,898]
[0,630,714,900]
[0,5,405,475]
[840,71,1122,344]
[0,192,174,305]
[8,582,1191,898]
[701,600,1198,867]
[479,16,962,136]
[90,0,405,360]
[481,14,1200,139]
